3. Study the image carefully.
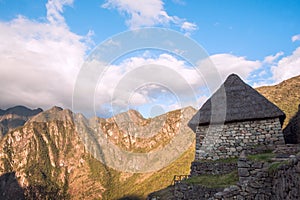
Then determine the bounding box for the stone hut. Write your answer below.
[188,74,286,160]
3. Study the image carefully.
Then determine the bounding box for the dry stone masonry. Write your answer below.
[190,161,237,176]
[189,74,286,161]
[214,149,300,200]
[195,118,284,160]
[172,145,300,200]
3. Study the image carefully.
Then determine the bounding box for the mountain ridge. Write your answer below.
[0,106,43,138]
[0,105,197,199]
[0,74,299,199]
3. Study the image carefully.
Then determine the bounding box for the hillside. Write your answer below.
[0,106,196,199]
[256,75,300,127]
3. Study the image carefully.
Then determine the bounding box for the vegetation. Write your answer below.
[256,75,300,127]
[183,171,239,188]
[268,160,289,173]
[247,153,275,162]
[22,122,70,200]
[1,139,13,171]
[196,156,238,164]
[85,143,194,200]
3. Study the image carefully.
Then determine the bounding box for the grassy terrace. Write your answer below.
[182,152,277,188]
[247,152,275,162]
[195,157,238,164]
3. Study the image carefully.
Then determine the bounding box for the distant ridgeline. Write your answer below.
[0,106,43,138]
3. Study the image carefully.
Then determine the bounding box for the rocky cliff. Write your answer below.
[0,106,196,199]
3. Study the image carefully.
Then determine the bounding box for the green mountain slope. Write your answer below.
[256,75,300,127]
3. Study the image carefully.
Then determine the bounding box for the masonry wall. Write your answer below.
[174,183,223,200]
[190,161,237,176]
[195,118,284,160]
[214,153,300,200]
[171,145,300,200]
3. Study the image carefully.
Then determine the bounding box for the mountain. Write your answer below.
[0,106,196,199]
[256,75,300,127]
[0,75,299,199]
[0,106,43,138]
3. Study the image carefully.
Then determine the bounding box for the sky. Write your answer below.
[0,0,300,118]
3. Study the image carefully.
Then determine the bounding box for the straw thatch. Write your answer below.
[188,74,285,131]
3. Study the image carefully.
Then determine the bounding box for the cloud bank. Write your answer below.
[271,47,300,83]
[0,0,90,109]
[1,0,299,117]
[102,0,197,34]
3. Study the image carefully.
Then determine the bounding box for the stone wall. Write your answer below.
[195,118,284,160]
[156,145,300,200]
[174,183,223,200]
[190,161,237,176]
[214,152,300,200]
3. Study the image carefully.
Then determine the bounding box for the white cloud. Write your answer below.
[292,34,300,42]
[263,51,284,64]
[209,53,262,81]
[46,0,73,25]
[252,81,270,88]
[102,0,197,34]
[92,53,205,116]
[90,52,264,116]
[181,21,197,32]
[0,1,91,110]
[271,46,300,83]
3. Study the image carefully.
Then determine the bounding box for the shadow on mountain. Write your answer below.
[117,195,143,200]
[283,104,300,144]
[0,172,25,200]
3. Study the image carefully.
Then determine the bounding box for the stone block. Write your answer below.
[238,168,250,177]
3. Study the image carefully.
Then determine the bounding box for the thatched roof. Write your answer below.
[188,74,286,131]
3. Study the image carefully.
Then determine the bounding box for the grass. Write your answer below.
[268,161,289,173]
[247,153,275,162]
[96,143,195,200]
[256,75,300,128]
[196,156,238,164]
[183,170,239,188]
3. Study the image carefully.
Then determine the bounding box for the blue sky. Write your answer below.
[0,0,300,117]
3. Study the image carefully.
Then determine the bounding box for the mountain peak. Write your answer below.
[110,109,145,123]
[29,106,73,123]
[48,106,63,112]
